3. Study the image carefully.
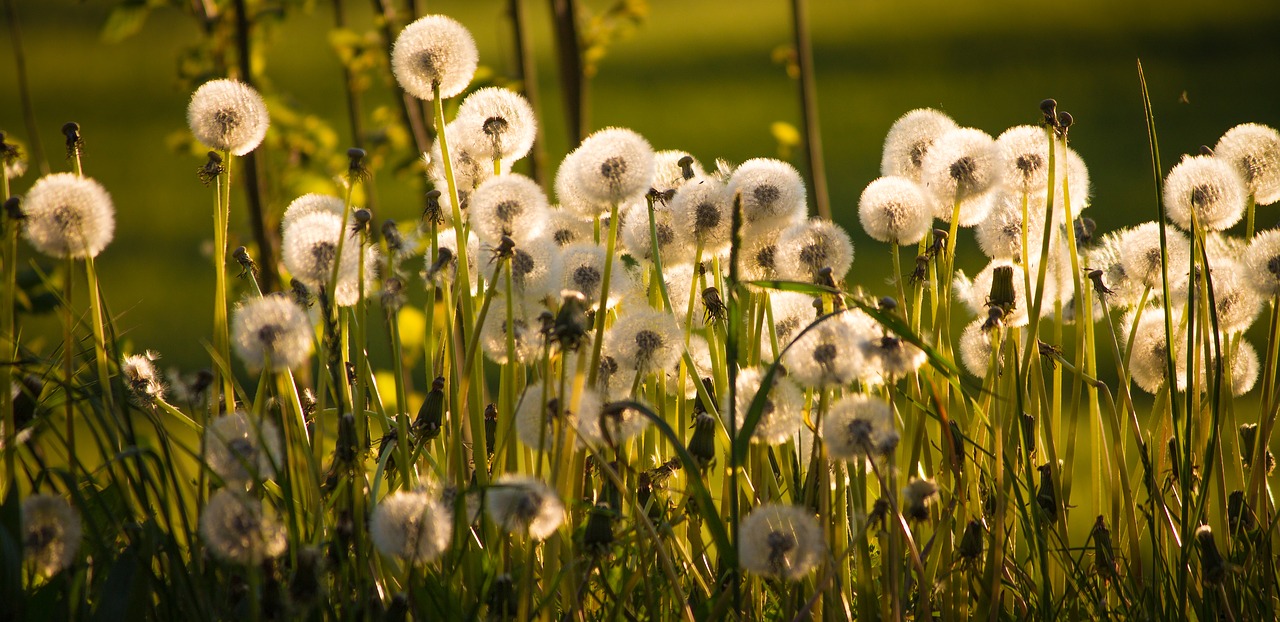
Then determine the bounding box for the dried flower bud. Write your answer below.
[1036,464,1058,523]
[1195,525,1225,585]
[687,411,717,469]
[62,122,82,158]
[958,519,984,561]
[1092,515,1117,581]
[414,376,446,440]
[1228,490,1255,533]
[582,503,615,554]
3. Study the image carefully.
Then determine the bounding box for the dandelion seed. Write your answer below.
[783,311,876,388]
[857,176,934,246]
[282,193,345,230]
[485,475,566,541]
[730,368,803,445]
[1214,123,1280,205]
[727,158,807,229]
[880,108,959,182]
[902,479,939,521]
[823,393,898,461]
[187,79,270,155]
[570,128,656,204]
[604,305,682,373]
[22,494,81,576]
[738,504,825,581]
[921,128,1002,225]
[205,410,283,484]
[21,173,115,259]
[996,125,1051,194]
[1164,155,1248,232]
[1127,309,1188,394]
[454,87,537,163]
[974,189,1048,261]
[231,294,314,372]
[775,219,854,283]
[122,350,166,403]
[371,490,452,565]
[468,174,550,245]
[514,381,600,451]
[1244,229,1280,297]
[200,488,287,565]
[390,15,478,101]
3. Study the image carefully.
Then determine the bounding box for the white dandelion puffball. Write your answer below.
[559,241,635,307]
[391,15,479,101]
[371,490,452,565]
[205,410,283,484]
[479,300,543,364]
[604,305,682,373]
[468,173,550,245]
[1169,262,1262,335]
[1222,339,1260,397]
[1116,222,1191,291]
[200,488,287,565]
[555,147,608,219]
[485,475,566,541]
[881,108,959,181]
[21,173,115,259]
[823,392,899,461]
[671,174,732,254]
[857,176,934,245]
[282,211,355,288]
[1087,229,1145,310]
[454,87,537,163]
[652,150,702,193]
[727,158,807,229]
[621,197,689,263]
[481,235,561,302]
[956,260,1057,327]
[1163,155,1248,232]
[737,225,783,281]
[974,189,1048,261]
[22,494,82,576]
[765,291,818,359]
[959,318,995,378]
[429,227,481,294]
[1127,309,1187,394]
[728,368,804,446]
[188,79,270,156]
[121,350,166,402]
[545,208,592,247]
[514,381,601,451]
[902,478,940,520]
[231,295,314,372]
[774,219,854,283]
[576,400,651,448]
[1215,123,1280,205]
[427,122,503,210]
[662,263,710,329]
[571,127,656,204]
[281,193,345,230]
[1245,229,1280,297]
[996,125,1052,194]
[782,311,874,388]
[738,504,825,581]
[861,334,928,380]
[920,127,1002,225]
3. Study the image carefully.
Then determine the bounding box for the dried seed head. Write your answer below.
[858,176,934,245]
[738,504,826,581]
[824,393,898,462]
[727,158,808,229]
[1164,154,1248,232]
[231,294,314,372]
[206,410,283,484]
[22,494,82,576]
[485,475,566,541]
[1214,123,1280,205]
[200,488,287,565]
[21,173,115,259]
[188,79,270,155]
[390,15,478,100]
[881,108,960,182]
[370,490,452,565]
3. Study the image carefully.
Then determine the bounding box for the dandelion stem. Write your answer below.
[587,201,620,387]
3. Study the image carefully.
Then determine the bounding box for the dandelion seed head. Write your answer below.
[1087,229,1145,309]
[558,242,633,307]
[1116,222,1191,291]
[427,124,504,210]
[763,292,818,359]
[22,494,81,576]
[881,108,959,182]
[663,263,710,329]
[1128,309,1188,394]
[1164,155,1248,232]
[545,207,592,247]
[282,211,357,288]
[1244,229,1280,298]
[738,504,826,581]
[902,479,940,521]
[997,125,1051,193]
[555,147,609,219]
[514,382,600,451]
[454,87,537,163]
[823,393,898,461]
[959,319,995,377]
[1170,261,1261,334]
[727,158,807,229]
[331,244,380,307]
[652,150,702,193]
[783,311,874,388]
[605,306,682,373]
[670,175,732,254]
[570,128,656,204]
[282,193,345,230]
[775,219,854,283]
[957,260,1055,327]
[21,173,115,259]
[728,368,803,446]
[1058,147,1092,218]
[921,128,1002,225]
[737,225,783,281]
[231,295,314,372]
[1214,123,1280,205]
[480,299,544,364]
[485,475,566,541]
[187,79,269,155]
[857,176,934,245]
[468,174,549,245]
[200,488,287,565]
[975,189,1048,261]
[370,490,452,565]
[429,228,481,294]
[206,410,283,484]
[577,400,651,448]
[862,334,927,380]
[482,235,560,302]
[621,198,691,263]
[391,15,478,100]
[122,350,165,403]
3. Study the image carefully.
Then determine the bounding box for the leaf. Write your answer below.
[744,279,838,295]
[100,4,150,44]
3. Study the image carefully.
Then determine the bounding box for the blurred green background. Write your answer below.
[2,0,1279,377]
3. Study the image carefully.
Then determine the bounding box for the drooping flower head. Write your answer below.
[738,504,825,581]
[774,219,854,283]
[22,494,82,576]
[727,158,807,229]
[881,108,959,181]
[728,368,804,446]
[200,488,288,565]
[391,15,479,101]
[21,173,115,259]
[921,128,1003,225]
[823,393,899,461]
[1214,123,1280,205]
[485,475,566,541]
[857,176,934,245]
[370,490,452,565]
[468,173,550,245]
[454,87,537,164]
[902,478,940,521]
[231,294,314,372]
[570,128,656,205]
[188,79,270,156]
[604,305,682,373]
[205,410,283,484]
[1163,154,1248,232]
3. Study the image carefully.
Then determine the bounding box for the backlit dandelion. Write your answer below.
[281,193,345,230]
[775,219,854,283]
[783,311,873,388]
[921,127,1002,225]
[200,488,287,565]
[231,294,314,372]
[861,334,927,380]
[997,125,1051,193]
[1164,155,1248,231]
[738,226,783,281]
[1127,309,1188,394]
[479,300,543,364]
[652,150,702,193]
[22,494,81,576]
[959,318,995,377]
[823,393,899,461]
[545,208,592,247]
[187,79,270,155]
[974,189,1048,261]
[514,381,601,451]
[730,368,803,445]
[1245,229,1280,297]
[738,504,825,581]
[391,15,478,100]
[1116,222,1191,291]
[727,158,807,229]
[22,172,115,259]
[559,241,633,306]
[570,128,656,204]
[1169,261,1261,334]
[671,174,732,255]
[468,174,549,244]
[1215,123,1280,205]
[454,87,537,164]
[881,108,959,181]
[621,197,689,263]
[370,490,452,564]
[485,475,565,541]
[577,401,651,448]
[902,479,940,521]
[282,211,354,288]
[857,176,934,245]
[764,291,817,358]
[205,410,283,484]
[482,235,560,302]
[604,305,682,373]
[122,350,165,403]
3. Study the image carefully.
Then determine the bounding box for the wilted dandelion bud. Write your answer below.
[232,295,314,372]
[1092,515,1118,580]
[21,172,115,259]
[61,122,83,158]
[738,504,825,581]
[857,176,934,245]
[775,219,854,283]
[390,15,478,101]
[485,475,566,541]
[727,158,807,229]
[958,519,984,561]
[997,125,1051,193]
[197,151,224,186]
[729,368,803,446]
[581,503,615,553]
[1056,111,1074,131]
[1164,155,1248,231]
[413,376,446,440]
[1195,525,1225,585]
[200,488,287,565]
[187,79,270,156]
[1214,123,1280,205]
[370,490,452,564]
[881,108,959,181]
[902,479,939,521]
[1239,423,1274,472]
[650,150,702,194]
[921,128,1002,225]
[687,411,718,469]
[1039,99,1058,125]
[0,131,27,179]
[122,350,166,403]
[823,393,898,462]
[352,208,373,236]
[205,410,283,484]
[346,147,369,184]
[957,260,1052,327]
[1228,490,1255,533]
[21,494,82,576]
[570,128,656,204]
[454,87,537,164]
[1036,464,1059,522]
